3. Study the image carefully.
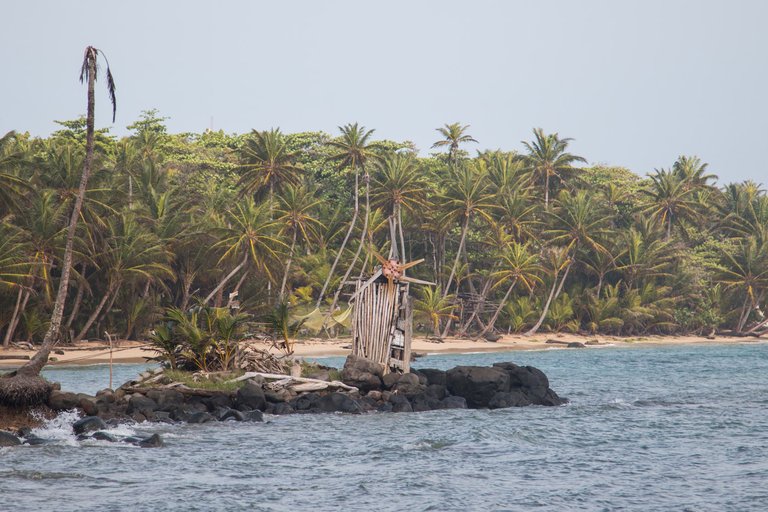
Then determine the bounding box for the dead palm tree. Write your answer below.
[1,46,116,406]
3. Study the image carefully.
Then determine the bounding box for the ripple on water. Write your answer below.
[3,344,768,511]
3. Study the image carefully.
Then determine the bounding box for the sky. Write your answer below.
[2,0,767,183]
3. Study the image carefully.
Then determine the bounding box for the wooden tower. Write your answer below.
[350,256,433,374]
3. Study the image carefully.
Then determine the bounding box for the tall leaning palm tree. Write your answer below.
[522,128,586,208]
[431,123,477,166]
[316,123,382,309]
[1,46,116,405]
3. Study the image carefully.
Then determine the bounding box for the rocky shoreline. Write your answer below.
[0,356,566,447]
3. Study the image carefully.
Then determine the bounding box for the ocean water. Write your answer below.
[2,343,768,511]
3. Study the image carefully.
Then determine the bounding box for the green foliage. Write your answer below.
[1,115,767,345]
[163,369,245,391]
[149,306,249,372]
[264,301,306,355]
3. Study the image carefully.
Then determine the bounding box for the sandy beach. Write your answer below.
[0,334,763,368]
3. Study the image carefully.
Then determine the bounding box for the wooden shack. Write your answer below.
[350,255,432,374]
[351,275,412,373]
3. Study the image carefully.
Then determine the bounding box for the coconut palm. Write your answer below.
[525,190,611,335]
[521,128,586,208]
[371,152,427,260]
[316,123,383,308]
[641,168,700,240]
[204,199,285,305]
[2,46,116,406]
[715,236,768,332]
[479,242,542,337]
[439,163,496,297]
[414,285,456,338]
[73,213,173,342]
[238,128,303,207]
[0,131,32,215]
[431,123,477,166]
[275,184,323,300]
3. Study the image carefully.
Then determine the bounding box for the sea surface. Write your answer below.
[2,342,768,511]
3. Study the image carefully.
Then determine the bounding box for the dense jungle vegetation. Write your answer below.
[1,112,767,346]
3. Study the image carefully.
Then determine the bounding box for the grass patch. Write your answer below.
[162,370,246,392]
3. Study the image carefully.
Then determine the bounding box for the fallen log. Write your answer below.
[228,372,358,393]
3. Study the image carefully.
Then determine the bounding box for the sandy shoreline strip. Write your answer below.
[0,334,764,368]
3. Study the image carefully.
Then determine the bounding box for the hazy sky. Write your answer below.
[2,1,767,183]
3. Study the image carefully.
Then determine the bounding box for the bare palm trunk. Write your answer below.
[179,269,195,311]
[526,260,573,336]
[65,265,87,333]
[3,288,29,348]
[19,52,98,377]
[736,293,751,333]
[326,167,371,324]
[316,165,359,309]
[203,254,248,306]
[279,229,297,301]
[443,215,470,299]
[479,278,518,338]
[397,205,406,269]
[544,172,550,208]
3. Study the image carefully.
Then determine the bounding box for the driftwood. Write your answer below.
[0,355,30,360]
[228,371,358,393]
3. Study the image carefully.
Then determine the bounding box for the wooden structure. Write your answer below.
[351,276,413,373]
[350,254,433,374]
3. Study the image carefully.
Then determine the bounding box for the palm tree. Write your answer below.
[479,242,542,337]
[521,128,586,208]
[414,285,456,338]
[715,236,768,332]
[204,200,285,305]
[73,213,173,342]
[318,123,383,310]
[0,131,32,215]
[2,46,116,405]
[276,184,323,300]
[371,152,427,261]
[439,163,496,298]
[526,190,610,335]
[641,168,700,240]
[432,123,477,166]
[238,128,303,208]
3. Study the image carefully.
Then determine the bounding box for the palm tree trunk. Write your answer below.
[479,278,518,338]
[19,52,97,377]
[279,229,297,301]
[203,254,248,306]
[736,293,751,333]
[526,260,573,336]
[397,205,406,270]
[316,165,359,308]
[326,167,371,324]
[73,281,117,343]
[443,215,470,299]
[544,172,550,208]
[179,269,195,311]
[65,264,87,334]
[3,288,27,348]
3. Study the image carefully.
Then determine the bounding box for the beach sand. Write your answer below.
[0,333,763,368]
